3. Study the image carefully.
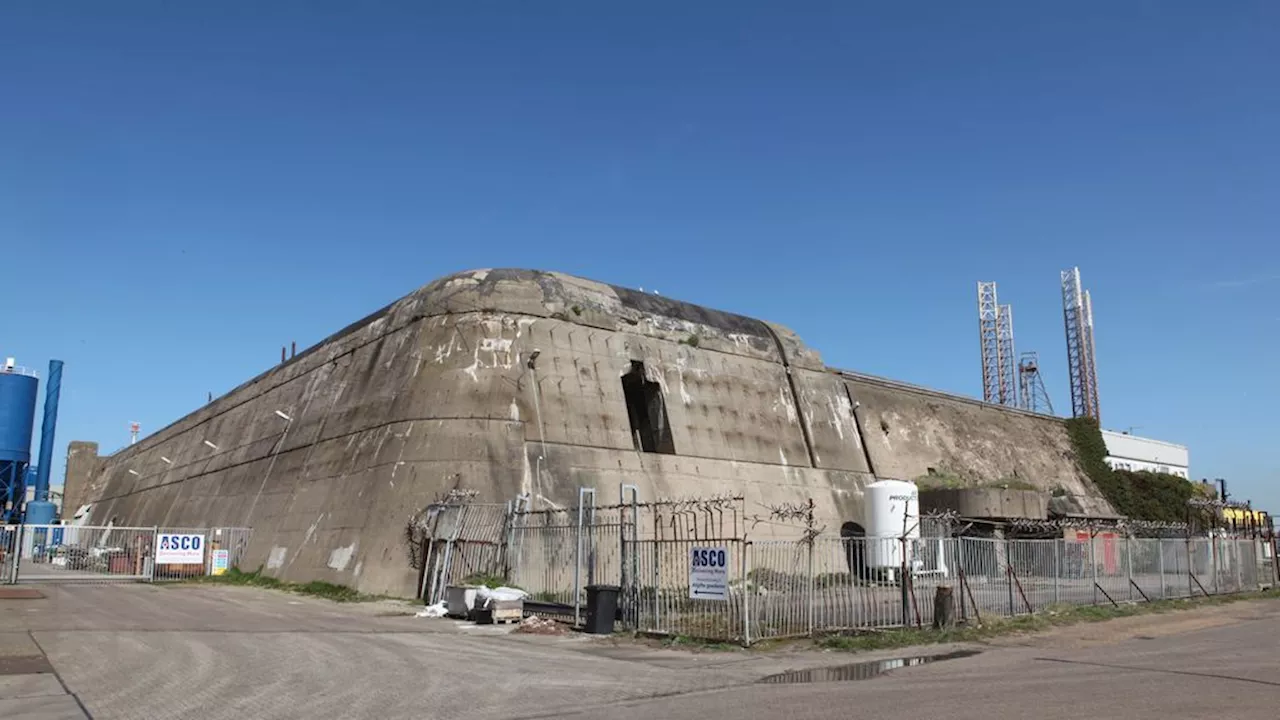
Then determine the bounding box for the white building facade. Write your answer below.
[1101,430,1189,478]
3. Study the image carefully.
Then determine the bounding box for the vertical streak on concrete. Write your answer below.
[278,376,349,571]
[242,370,325,526]
[529,360,549,505]
[760,324,817,468]
[843,382,878,477]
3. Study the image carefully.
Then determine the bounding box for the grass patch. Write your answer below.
[461,573,519,590]
[815,589,1280,653]
[915,473,1039,492]
[191,567,386,603]
[662,634,742,652]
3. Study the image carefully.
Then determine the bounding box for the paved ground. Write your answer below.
[2,583,1278,719]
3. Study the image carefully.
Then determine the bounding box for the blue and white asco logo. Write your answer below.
[690,547,726,568]
[159,534,202,551]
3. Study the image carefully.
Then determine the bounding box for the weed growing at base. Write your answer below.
[192,567,383,602]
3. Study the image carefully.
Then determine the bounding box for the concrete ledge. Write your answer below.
[919,488,1049,520]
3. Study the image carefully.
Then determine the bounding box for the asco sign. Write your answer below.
[156,533,206,565]
[689,546,730,601]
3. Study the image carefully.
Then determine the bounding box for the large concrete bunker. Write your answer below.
[65,269,1114,596]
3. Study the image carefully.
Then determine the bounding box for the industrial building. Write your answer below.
[1101,429,1190,478]
[0,358,63,525]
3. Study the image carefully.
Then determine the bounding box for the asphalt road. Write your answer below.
[2,583,1278,719]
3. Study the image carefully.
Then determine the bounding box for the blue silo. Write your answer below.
[0,362,39,523]
[25,360,63,525]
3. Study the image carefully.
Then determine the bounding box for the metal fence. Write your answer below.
[0,524,252,584]
[631,538,747,641]
[418,494,1275,646]
[417,503,512,604]
[507,532,1268,646]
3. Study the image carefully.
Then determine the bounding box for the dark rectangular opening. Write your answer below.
[621,361,675,454]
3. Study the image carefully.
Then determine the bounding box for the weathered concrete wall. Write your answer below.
[919,488,1050,520]
[69,269,1112,597]
[844,373,1112,517]
[61,441,101,520]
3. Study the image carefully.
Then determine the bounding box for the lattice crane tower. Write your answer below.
[1017,351,1054,415]
[1061,268,1101,420]
[977,282,1017,407]
[997,303,1016,406]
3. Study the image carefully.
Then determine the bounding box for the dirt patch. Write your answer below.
[0,588,44,600]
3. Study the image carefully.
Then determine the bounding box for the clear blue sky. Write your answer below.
[2,3,1276,508]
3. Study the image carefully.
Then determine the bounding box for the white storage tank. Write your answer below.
[863,479,920,569]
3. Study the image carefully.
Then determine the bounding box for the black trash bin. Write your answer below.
[584,584,620,634]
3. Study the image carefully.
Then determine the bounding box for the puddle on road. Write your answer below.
[758,650,980,684]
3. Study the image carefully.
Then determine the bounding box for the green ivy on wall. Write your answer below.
[1064,417,1210,524]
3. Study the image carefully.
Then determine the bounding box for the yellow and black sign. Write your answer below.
[1222,506,1270,531]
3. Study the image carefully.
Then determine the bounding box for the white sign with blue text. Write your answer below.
[156,533,206,565]
[689,546,730,601]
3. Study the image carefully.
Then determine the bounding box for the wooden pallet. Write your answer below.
[473,601,524,625]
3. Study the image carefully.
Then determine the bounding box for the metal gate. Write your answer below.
[1,525,253,584]
[5,525,156,583]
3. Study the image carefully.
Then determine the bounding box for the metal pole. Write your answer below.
[1235,538,1244,592]
[806,538,814,637]
[149,527,159,582]
[1126,536,1134,602]
[1053,538,1061,606]
[574,493,584,626]
[652,536,660,631]
[9,524,23,584]
[1272,534,1279,587]
[1186,535,1194,599]
[1006,562,1015,616]
[1158,538,1166,599]
[742,541,752,647]
[899,537,909,625]
[1089,530,1098,605]
[620,484,639,626]
[1212,534,1220,595]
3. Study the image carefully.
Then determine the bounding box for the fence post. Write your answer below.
[806,538,814,637]
[899,538,909,625]
[1125,536,1134,602]
[1212,535,1220,595]
[1235,539,1244,592]
[1053,538,1061,606]
[1186,536,1194,599]
[150,527,160,582]
[652,539,661,632]
[1006,561,1017,617]
[1089,530,1098,605]
[1272,534,1279,587]
[1158,539,1166,599]
[574,488,595,626]
[742,542,752,647]
[10,524,23,584]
